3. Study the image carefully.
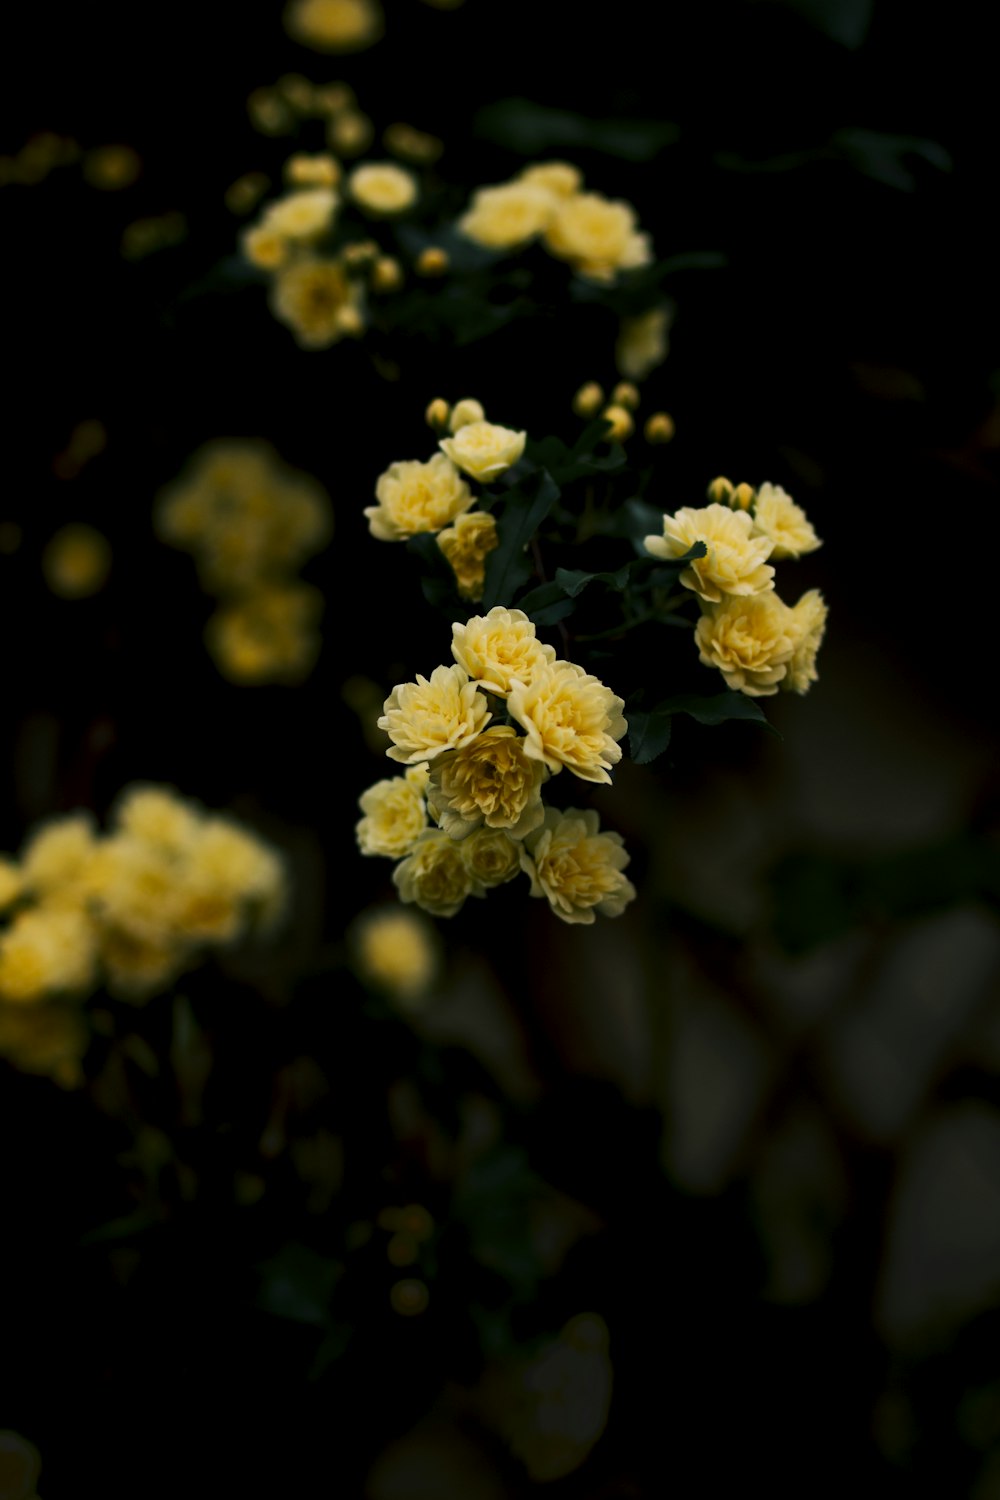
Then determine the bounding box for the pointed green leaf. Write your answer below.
[480,469,560,610]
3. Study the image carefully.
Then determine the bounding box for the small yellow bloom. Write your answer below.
[42,523,111,599]
[448,398,486,432]
[392,829,485,917]
[616,307,670,381]
[451,607,556,697]
[461,826,521,886]
[379,664,492,765]
[206,583,323,684]
[0,857,23,912]
[113,785,202,853]
[644,412,675,444]
[695,593,795,696]
[508,661,627,785]
[782,589,828,694]
[263,187,339,240]
[241,222,290,270]
[270,257,363,348]
[371,255,404,292]
[366,453,473,540]
[519,161,583,198]
[427,726,546,840]
[20,815,97,900]
[521,808,636,925]
[415,246,449,276]
[601,405,634,442]
[645,503,775,603]
[349,161,418,215]
[328,110,375,157]
[436,510,499,601]
[425,398,450,429]
[439,420,526,482]
[284,151,341,187]
[544,193,651,280]
[751,482,822,559]
[356,767,430,857]
[611,381,640,410]
[351,906,439,1004]
[458,181,557,249]
[383,122,443,165]
[284,0,384,51]
[0,906,98,1004]
[573,382,604,418]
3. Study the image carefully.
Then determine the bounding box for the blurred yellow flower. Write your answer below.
[461,826,522,887]
[379,664,491,764]
[392,829,484,917]
[436,510,498,600]
[519,161,582,198]
[365,453,472,540]
[521,808,635,925]
[20,814,97,901]
[751,482,822,559]
[544,192,651,280]
[42,523,111,599]
[263,187,339,240]
[695,592,795,696]
[270,257,362,348]
[427,726,546,840]
[349,161,417,215]
[241,223,290,270]
[285,152,341,187]
[205,583,324,685]
[351,906,439,1004]
[356,767,430,857]
[783,589,828,694]
[0,906,98,1004]
[644,502,775,603]
[458,181,557,249]
[0,857,23,912]
[508,661,627,784]
[284,0,384,51]
[113,785,203,853]
[448,398,486,432]
[616,306,670,381]
[451,607,556,697]
[439,420,526,481]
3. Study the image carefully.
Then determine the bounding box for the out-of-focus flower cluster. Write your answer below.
[645,478,827,696]
[283,0,384,53]
[0,787,287,1086]
[458,160,652,283]
[155,440,332,684]
[357,609,636,925]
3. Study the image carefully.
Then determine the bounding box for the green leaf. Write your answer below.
[516,579,577,626]
[474,99,679,161]
[555,563,634,598]
[257,1243,342,1327]
[832,128,952,191]
[656,691,778,732]
[480,469,560,610]
[628,709,673,765]
[769,0,872,48]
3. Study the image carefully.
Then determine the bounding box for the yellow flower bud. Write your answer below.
[573,382,604,418]
[225,171,270,215]
[336,304,365,337]
[448,398,485,432]
[383,122,443,165]
[416,246,449,276]
[371,255,403,292]
[601,405,634,442]
[611,381,640,410]
[247,88,295,137]
[341,238,378,267]
[644,411,675,444]
[706,476,734,504]
[284,151,341,188]
[425,398,451,429]
[312,82,355,115]
[328,110,373,156]
[732,482,756,511]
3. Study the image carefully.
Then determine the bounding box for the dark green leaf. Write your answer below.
[628,709,673,765]
[480,469,560,609]
[555,563,634,598]
[768,0,872,48]
[516,580,577,626]
[655,691,778,732]
[257,1243,342,1326]
[832,128,952,191]
[474,99,679,161]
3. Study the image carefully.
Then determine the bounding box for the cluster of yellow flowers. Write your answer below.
[356,609,636,925]
[458,161,652,283]
[0,787,287,1085]
[0,136,143,192]
[156,440,332,684]
[366,397,527,600]
[247,73,373,152]
[645,478,828,696]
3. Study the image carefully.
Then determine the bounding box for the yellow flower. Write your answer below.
[0,857,23,912]
[645,502,775,603]
[97,928,186,999]
[205,584,323,684]
[284,0,384,51]
[520,808,635,925]
[263,187,339,240]
[519,161,583,198]
[751,482,822,559]
[393,829,485,917]
[695,593,795,696]
[508,661,627,785]
[182,817,288,937]
[351,906,439,1004]
[241,222,290,270]
[543,193,651,280]
[113,785,203,853]
[0,906,98,1003]
[616,306,670,381]
[439,420,526,481]
[782,589,828,694]
[356,767,430,857]
[20,814,97,900]
[365,453,473,540]
[436,510,498,600]
[451,607,556,697]
[88,836,185,947]
[285,152,341,188]
[458,181,557,249]
[427,726,546,840]
[349,161,418,215]
[380,664,492,764]
[448,398,486,432]
[42,524,111,599]
[461,826,521,886]
[270,257,363,348]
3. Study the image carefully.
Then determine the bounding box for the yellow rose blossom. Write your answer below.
[351,906,439,1004]
[0,906,98,1003]
[365,453,473,540]
[451,608,556,697]
[379,664,492,764]
[448,398,486,432]
[356,767,430,857]
[20,815,97,900]
[114,785,203,853]
[782,589,828,694]
[438,420,526,482]
[284,0,384,51]
[616,306,671,381]
[263,187,339,240]
[520,808,636,925]
[543,192,651,280]
[98,928,187,999]
[461,827,521,886]
[42,524,111,599]
[436,510,499,601]
[285,152,341,187]
[458,181,557,249]
[0,857,23,912]
[349,161,418,215]
[88,836,185,947]
[644,502,775,603]
[695,593,795,696]
[508,661,627,785]
[426,726,546,840]
[0,1000,88,1086]
[206,584,323,685]
[751,482,822,559]
[519,161,583,198]
[270,257,362,348]
[392,829,485,918]
[241,222,290,270]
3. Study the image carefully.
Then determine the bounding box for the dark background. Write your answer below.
[2,1,999,1496]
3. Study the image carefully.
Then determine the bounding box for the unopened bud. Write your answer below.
[335,305,364,338]
[706,475,734,504]
[371,255,403,293]
[644,412,675,444]
[611,381,640,410]
[573,382,604,418]
[732,482,756,511]
[416,246,449,277]
[425,398,451,429]
[342,239,378,268]
[602,405,634,442]
[284,151,340,188]
[328,110,373,157]
[383,122,443,165]
[449,398,485,432]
